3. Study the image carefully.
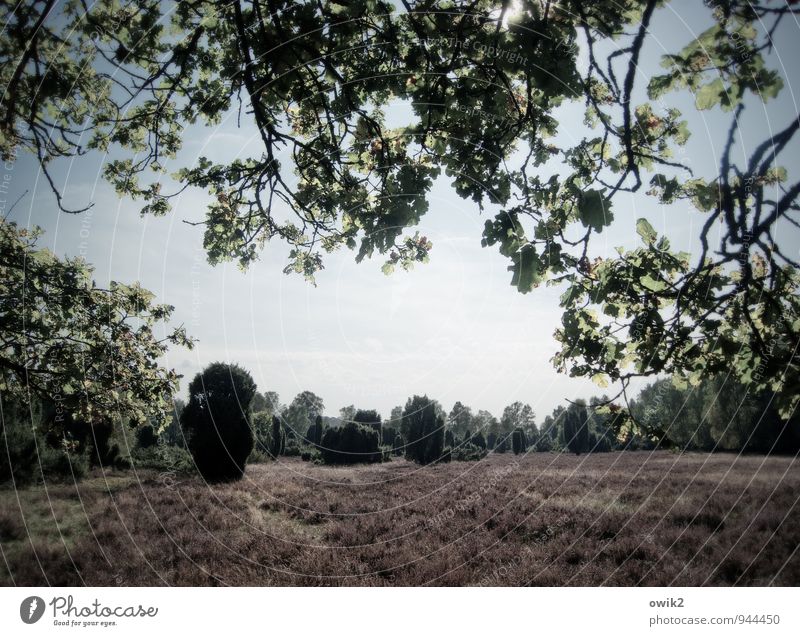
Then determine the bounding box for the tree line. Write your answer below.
[4,357,797,485]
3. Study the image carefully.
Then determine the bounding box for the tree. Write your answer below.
[339,405,356,424]
[285,391,324,437]
[263,392,284,417]
[563,402,590,456]
[403,395,445,465]
[181,363,257,481]
[501,402,537,442]
[512,428,527,455]
[268,415,285,458]
[319,422,381,465]
[353,409,382,439]
[6,1,798,423]
[448,402,473,439]
[305,414,325,447]
[0,221,193,438]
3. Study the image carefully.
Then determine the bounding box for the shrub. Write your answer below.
[136,424,159,449]
[487,431,497,450]
[441,446,452,463]
[563,404,590,455]
[393,431,404,456]
[319,421,381,465]
[452,443,487,461]
[403,395,445,465]
[283,437,302,457]
[0,397,88,485]
[535,434,554,452]
[269,415,285,458]
[130,444,195,474]
[494,435,508,453]
[181,362,257,482]
[445,430,454,447]
[512,428,527,455]
[305,414,324,447]
[300,449,320,462]
[471,431,487,449]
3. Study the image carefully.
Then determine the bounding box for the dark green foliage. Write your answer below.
[494,435,508,453]
[136,424,159,449]
[471,431,487,450]
[563,403,590,455]
[382,426,397,446]
[445,429,454,448]
[0,396,88,485]
[161,399,187,448]
[319,421,381,465]
[629,375,800,453]
[181,362,257,482]
[269,416,285,458]
[403,396,445,465]
[393,431,404,456]
[305,414,324,447]
[486,431,497,450]
[534,434,554,452]
[441,446,452,463]
[283,437,302,457]
[452,443,488,461]
[512,428,527,455]
[129,444,195,474]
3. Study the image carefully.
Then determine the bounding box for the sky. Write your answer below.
[6,2,800,422]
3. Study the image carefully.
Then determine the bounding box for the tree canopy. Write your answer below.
[3,0,798,427]
[0,220,193,427]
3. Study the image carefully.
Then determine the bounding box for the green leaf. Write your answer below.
[636,218,657,244]
[577,189,613,232]
[640,274,667,292]
[695,78,724,110]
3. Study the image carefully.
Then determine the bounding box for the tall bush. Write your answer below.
[181,362,257,481]
[403,395,445,465]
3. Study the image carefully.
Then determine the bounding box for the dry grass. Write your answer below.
[2,451,799,586]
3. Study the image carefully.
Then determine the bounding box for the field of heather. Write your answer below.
[2,451,799,586]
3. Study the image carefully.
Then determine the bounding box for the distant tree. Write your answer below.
[563,402,590,456]
[263,392,283,417]
[445,429,455,448]
[448,402,473,439]
[250,392,267,413]
[494,435,508,453]
[285,391,324,437]
[388,406,404,430]
[403,395,445,465]
[305,414,324,447]
[472,410,497,435]
[512,428,527,455]
[339,405,356,423]
[269,415,285,458]
[319,421,381,465]
[501,402,537,442]
[181,363,257,481]
[471,431,487,450]
[353,409,382,439]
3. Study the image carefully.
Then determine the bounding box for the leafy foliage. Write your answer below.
[3,0,798,423]
[0,220,192,431]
